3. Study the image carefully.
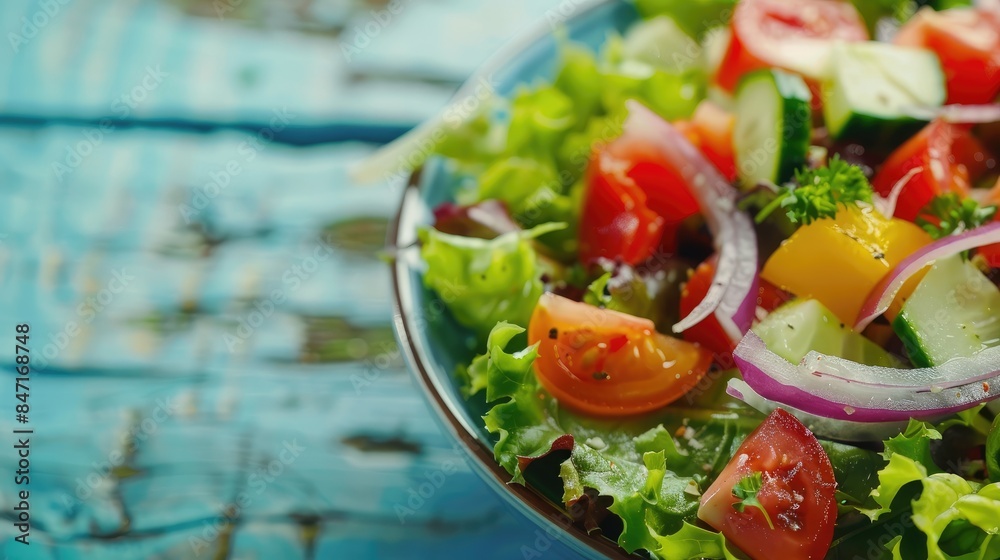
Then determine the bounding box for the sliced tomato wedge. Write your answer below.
[676,101,737,181]
[873,120,995,222]
[527,293,711,416]
[578,128,701,266]
[715,0,868,92]
[895,7,1000,105]
[699,409,837,560]
[980,180,1000,268]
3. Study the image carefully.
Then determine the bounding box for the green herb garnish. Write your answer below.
[916,193,997,240]
[732,471,774,530]
[755,156,873,226]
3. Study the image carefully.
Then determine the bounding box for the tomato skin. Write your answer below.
[895,7,1000,105]
[579,150,665,265]
[578,131,701,266]
[757,278,793,315]
[715,0,868,91]
[680,258,735,359]
[873,120,994,222]
[678,101,738,181]
[527,293,712,417]
[699,409,838,560]
[980,183,1000,268]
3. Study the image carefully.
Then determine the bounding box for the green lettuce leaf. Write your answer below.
[889,477,1000,560]
[553,44,605,132]
[475,322,756,556]
[852,416,1000,560]
[861,420,943,521]
[419,223,563,341]
[456,321,526,398]
[652,522,742,560]
[505,85,577,163]
[988,414,1000,483]
[469,157,582,261]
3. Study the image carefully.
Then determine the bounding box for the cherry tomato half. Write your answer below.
[873,120,995,222]
[578,130,701,266]
[527,293,711,416]
[699,409,838,560]
[979,180,1000,268]
[676,101,738,181]
[715,0,868,92]
[895,7,1000,105]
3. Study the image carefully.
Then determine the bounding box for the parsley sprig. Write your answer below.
[732,471,775,530]
[916,193,997,240]
[755,156,874,226]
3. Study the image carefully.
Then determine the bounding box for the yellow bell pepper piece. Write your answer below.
[761,206,932,326]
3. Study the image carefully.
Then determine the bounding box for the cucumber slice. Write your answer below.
[621,16,699,72]
[753,298,902,367]
[822,42,945,146]
[893,255,1000,367]
[734,69,812,188]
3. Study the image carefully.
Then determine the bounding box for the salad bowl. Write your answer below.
[388,0,1000,558]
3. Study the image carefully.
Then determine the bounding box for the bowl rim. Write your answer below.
[388,2,638,557]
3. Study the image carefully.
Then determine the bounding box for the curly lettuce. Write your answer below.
[419,224,563,342]
[471,322,755,559]
[853,418,1000,560]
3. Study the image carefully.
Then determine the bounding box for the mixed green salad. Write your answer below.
[394,0,1000,558]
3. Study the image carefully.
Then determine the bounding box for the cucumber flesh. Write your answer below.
[823,42,944,145]
[734,69,812,188]
[621,16,699,72]
[894,255,1000,367]
[753,298,902,367]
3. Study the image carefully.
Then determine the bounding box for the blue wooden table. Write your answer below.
[0,1,586,558]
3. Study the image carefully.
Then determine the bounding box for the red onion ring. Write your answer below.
[726,379,913,441]
[623,101,759,342]
[855,222,1000,331]
[732,331,1000,423]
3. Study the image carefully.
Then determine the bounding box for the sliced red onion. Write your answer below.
[623,101,759,342]
[855,222,1000,331]
[733,331,1000,423]
[941,104,1000,124]
[872,167,921,219]
[727,379,913,441]
[905,104,1000,124]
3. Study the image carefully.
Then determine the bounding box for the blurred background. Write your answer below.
[0,0,583,558]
